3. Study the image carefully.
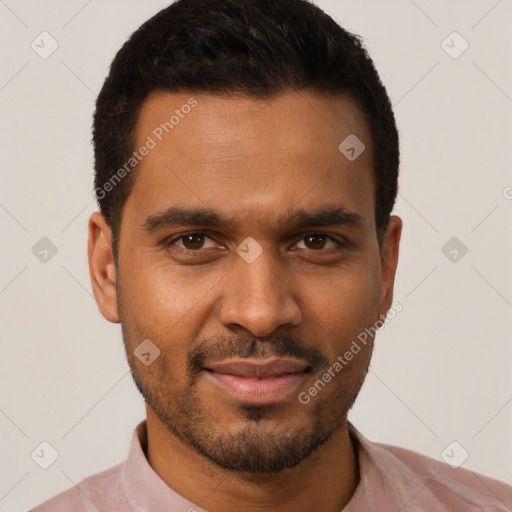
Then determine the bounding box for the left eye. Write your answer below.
[294,234,340,251]
[171,233,218,251]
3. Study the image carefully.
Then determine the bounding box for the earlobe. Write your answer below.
[378,215,403,317]
[87,211,121,323]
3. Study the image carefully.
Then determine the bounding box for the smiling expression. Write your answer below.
[89,89,401,473]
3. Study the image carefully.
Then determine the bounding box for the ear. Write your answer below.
[378,215,402,317]
[87,211,120,323]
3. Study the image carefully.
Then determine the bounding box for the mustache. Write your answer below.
[188,333,330,375]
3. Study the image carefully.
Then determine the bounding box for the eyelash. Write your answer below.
[162,231,346,254]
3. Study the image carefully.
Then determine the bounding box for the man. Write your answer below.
[31,0,512,510]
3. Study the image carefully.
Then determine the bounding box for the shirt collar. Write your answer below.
[120,420,209,511]
[120,420,453,511]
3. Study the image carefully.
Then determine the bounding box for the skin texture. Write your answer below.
[88,90,402,512]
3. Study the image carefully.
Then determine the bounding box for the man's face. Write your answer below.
[92,90,401,474]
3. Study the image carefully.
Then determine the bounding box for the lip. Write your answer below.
[203,357,310,405]
[205,357,310,377]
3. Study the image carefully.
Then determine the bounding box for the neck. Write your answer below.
[145,406,359,512]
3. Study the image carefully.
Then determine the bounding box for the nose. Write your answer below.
[218,247,302,337]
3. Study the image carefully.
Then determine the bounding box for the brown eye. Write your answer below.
[181,233,206,250]
[303,234,327,250]
[297,234,339,251]
[167,233,218,251]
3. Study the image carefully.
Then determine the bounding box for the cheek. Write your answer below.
[304,260,381,357]
[119,273,192,384]
[118,258,222,350]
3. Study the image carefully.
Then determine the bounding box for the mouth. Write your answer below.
[203,357,311,405]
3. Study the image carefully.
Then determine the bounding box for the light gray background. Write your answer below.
[1,0,511,510]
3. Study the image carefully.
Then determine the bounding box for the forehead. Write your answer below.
[124,90,375,234]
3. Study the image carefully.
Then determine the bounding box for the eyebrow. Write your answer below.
[142,206,365,234]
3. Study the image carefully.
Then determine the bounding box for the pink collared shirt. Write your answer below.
[30,420,512,511]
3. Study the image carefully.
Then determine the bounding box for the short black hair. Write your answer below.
[93,0,399,263]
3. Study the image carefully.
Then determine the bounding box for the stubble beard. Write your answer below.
[124,331,371,475]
